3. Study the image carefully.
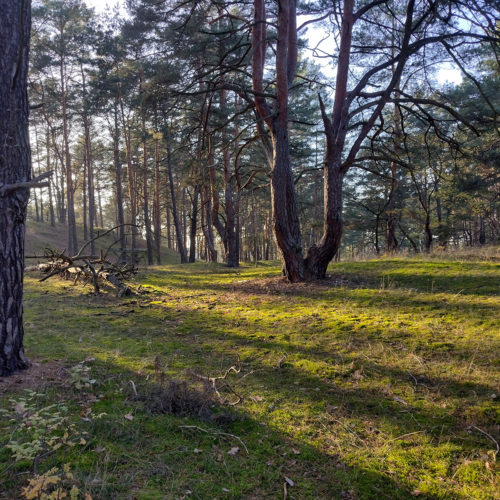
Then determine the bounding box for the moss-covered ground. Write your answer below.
[1,255,499,499]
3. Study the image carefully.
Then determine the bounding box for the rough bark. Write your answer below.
[303,0,354,279]
[304,162,344,279]
[0,0,31,376]
[252,0,304,282]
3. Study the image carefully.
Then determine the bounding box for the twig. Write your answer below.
[386,431,425,442]
[179,425,249,454]
[73,223,137,260]
[191,355,243,405]
[39,264,72,282]
[467,425,499,456]
[129,380,138,397]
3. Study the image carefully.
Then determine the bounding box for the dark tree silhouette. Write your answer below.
[0,0,32,376]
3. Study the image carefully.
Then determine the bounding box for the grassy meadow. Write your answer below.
[0,252,499,499]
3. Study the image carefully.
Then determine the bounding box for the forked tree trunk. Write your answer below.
[0,0,31,376]
[304,161,344,279]
[252,0,304,282]
[270,126,304,281]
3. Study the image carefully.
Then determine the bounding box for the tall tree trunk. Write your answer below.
[303,0,355,279]
[304,160,344,278]
[140,78,154,265]
[118,85,137,264]
[202,186,217,262]
[165,120,187,263]
[113,101,126,261]
[0,0,31,376]
[182,189,187,251]
[220,89,238,267]
[386,159,399,253]
[45,129,56,227]
[97,182,104,228]
[82,158,88,241]
[386,24,401,253]
[142,126,154,265]
[252,0,304,281]
[189,186,199,263]
[424,212,432,252]
[81,65,95,254]
[269,125,304,280]
[60,52,78,255]
[166,206,172,250]
[33,166,40,222]
[153,134,162,264]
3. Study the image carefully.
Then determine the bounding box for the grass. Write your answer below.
[1,255,499,499]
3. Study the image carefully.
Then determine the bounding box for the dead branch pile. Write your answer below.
[25,225,137,296]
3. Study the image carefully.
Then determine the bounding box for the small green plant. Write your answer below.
[0,390,83,463]
[69,362,96,390]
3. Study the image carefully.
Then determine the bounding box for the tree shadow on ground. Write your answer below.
[0,356,450,499]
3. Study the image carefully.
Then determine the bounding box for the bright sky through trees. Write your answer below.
[83,0,463,85]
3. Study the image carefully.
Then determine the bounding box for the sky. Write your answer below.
[82,0,462,85]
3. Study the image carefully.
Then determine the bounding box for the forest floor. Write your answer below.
[1,252,499,499]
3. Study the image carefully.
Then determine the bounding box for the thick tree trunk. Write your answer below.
[270,125,304,281]
[0,0,31,376]
[304,160,344,279]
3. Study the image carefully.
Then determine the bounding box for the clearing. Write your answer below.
[1,254,499,499]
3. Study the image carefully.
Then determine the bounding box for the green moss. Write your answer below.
[0,255,498,498]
